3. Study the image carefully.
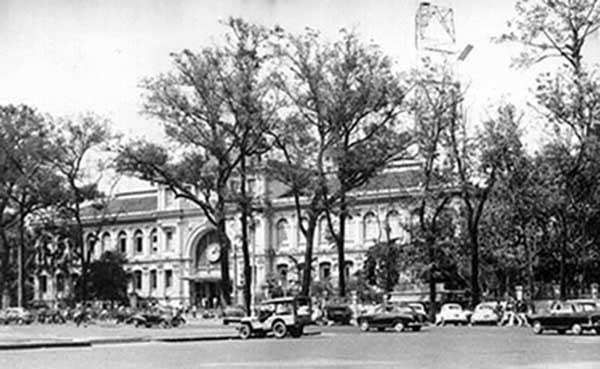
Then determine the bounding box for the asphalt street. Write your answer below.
[1,326,600,369]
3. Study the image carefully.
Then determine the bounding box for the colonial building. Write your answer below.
[34,160,422,307]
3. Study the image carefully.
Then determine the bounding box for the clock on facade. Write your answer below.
[206,243,221,263]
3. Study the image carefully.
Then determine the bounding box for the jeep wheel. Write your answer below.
[532,321,543,335]
[571,324,583,335]
[359,320,370,332]
[272,321,288,339]
[394,321,405,332]
[239,324,252,340]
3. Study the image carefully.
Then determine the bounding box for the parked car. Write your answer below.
[222,305,246,325]
[128,307,185,328]
[2,307,34,325]
[470,302,500,325]
[238,296,312,339]
[323,304,353,325]
[528,301,600,335]
[436,303,471,326]
[407,303,430,323]
[357,304,423,332]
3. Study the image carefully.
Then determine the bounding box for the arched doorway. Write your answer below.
[190,230,222,309]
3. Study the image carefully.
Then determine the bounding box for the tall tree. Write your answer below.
[499,0,600,297]
[117,18,275,311]
[450,104,525,307]
[51,114,114,304]
[0,105,62,307]
[271,28,411,297]
[409,63,459,319]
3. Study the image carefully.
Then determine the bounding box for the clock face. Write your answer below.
[206,243,221,263]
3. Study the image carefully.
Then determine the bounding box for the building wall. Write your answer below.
[35,167,418,307]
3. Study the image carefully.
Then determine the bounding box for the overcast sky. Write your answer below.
[1,0,599,190]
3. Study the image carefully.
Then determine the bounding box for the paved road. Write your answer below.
[2,326,600,369]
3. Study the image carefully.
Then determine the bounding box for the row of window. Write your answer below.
[275,211,410,248]
[88,228,175,256]
[38,273,79,294]
[275,261,354,282]
[131,269,173,291]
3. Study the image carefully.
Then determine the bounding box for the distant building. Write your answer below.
[34,161,423,307]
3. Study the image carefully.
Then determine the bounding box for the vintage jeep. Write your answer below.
[238,296,311,339]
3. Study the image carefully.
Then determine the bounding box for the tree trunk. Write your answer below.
[239,154,252,314]
[524,234,535,299]
[17,207,24,307]
[427,237,437,322]
[216,215,232,306]
[0,229,10,308]
[301,223,316,297]
[559,236,567,299]
[470,227,480,308]
[336,196,347,298]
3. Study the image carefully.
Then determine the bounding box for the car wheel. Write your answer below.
[412,326,422,332]
[595,328,600,335]
[571,324,583,335]
[239,324,252,340]
[532,321,543,335]
[359,320,370,332]
[272,321,288,339]
[557,329,566,335]
[394,321,405,332]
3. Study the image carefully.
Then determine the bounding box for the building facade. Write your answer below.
[34,161,422,307]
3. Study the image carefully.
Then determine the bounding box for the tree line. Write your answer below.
[1,1,600,314]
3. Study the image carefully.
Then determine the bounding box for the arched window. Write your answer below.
[100,232,111,254]
[86,234,96,257]
[386,210,401,240]
[56,273,65,293]
[345,261,354,281]
[133,270,142,290]
[150,228,158,253]
[345,215,356,242]
[276,263,288,281]
[318,217,329,245]
[319,261,332,281]
[134,230,143,254]
[363,212,379,243]
[276,219,289,249]
[118,231,127,254]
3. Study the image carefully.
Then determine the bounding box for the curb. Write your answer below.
[0,330,322,350]
[88,336,151,345]
[0,340,91,351]
[154,335,238,342]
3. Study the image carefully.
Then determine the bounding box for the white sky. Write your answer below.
[1,0,599,191]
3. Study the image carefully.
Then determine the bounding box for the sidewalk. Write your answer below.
[0,318,322,350]
[0,318,239,350]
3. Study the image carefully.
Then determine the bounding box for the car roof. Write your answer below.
[261,297,296,304]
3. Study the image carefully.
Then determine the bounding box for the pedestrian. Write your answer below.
[515,300,529,327]
[192,304,197,318]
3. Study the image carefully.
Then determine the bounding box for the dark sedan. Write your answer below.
[323,304,353,325]
[529,301,600,335]
[357,304,422,332]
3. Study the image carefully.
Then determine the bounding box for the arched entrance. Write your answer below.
[190,229,222,309]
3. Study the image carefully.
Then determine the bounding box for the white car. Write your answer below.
[436,303,471,326]
[470,303,500,325]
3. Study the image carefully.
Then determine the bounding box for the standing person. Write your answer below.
[515,300,529,327]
